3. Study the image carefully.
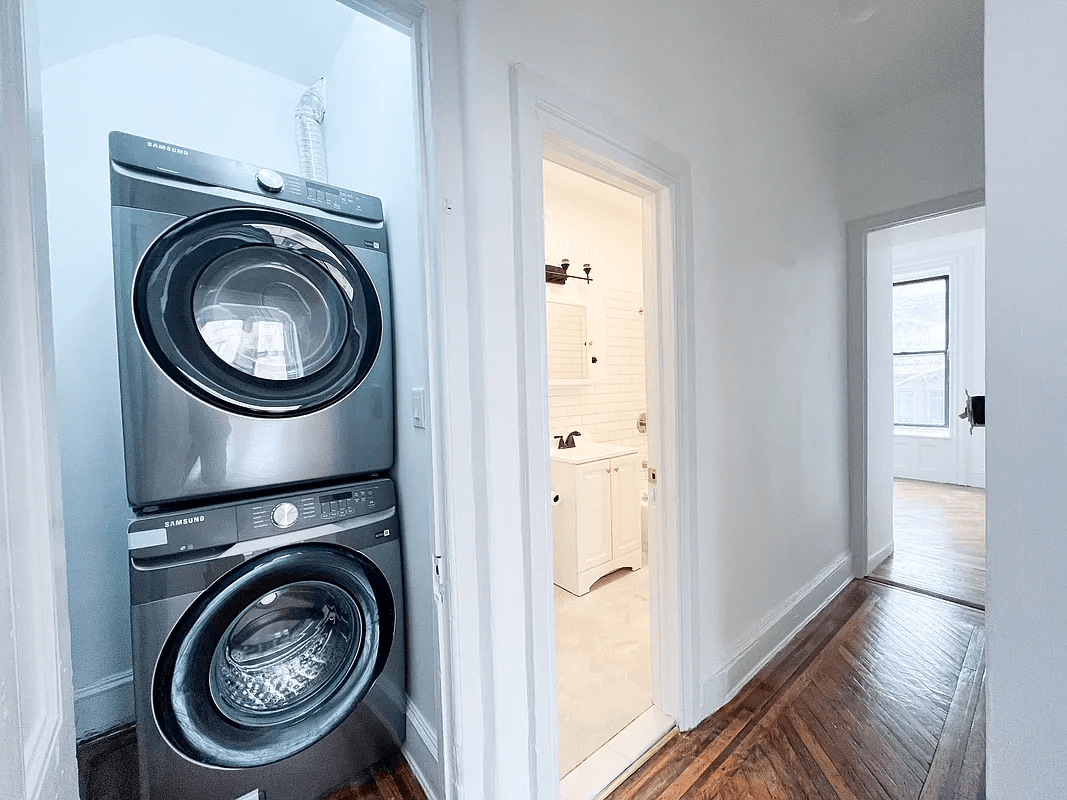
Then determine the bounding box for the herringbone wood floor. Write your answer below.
[871,479,986,609]
[606,580,985,800]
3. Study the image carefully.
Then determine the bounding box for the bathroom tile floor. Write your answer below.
[555,556,652,777]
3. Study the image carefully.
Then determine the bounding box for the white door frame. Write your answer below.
[0,0,79,796]
[846,188,986,577]
[510,65,700,791]
[341,2,485,798]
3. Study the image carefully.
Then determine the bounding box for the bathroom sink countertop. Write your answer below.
[550,441,639,465]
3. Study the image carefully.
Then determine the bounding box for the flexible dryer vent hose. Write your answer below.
[295,79,328,182]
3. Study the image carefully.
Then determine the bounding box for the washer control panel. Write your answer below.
[271,502,299,528]
[239,478,395,541]
[319,486,382,520]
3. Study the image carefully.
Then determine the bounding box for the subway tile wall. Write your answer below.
[548,288,648,496]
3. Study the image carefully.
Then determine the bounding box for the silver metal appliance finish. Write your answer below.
[109,131,395,509]
[129,478,405,800]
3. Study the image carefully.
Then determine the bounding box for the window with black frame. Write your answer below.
[893,275,949,427]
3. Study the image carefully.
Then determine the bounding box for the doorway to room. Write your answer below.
[541,159,661,787]
[864,205,986,609]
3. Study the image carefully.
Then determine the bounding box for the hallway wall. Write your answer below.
[985,1,1067,796]
[455,2,851,794]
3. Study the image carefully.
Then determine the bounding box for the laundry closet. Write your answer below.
[35,0,440,796]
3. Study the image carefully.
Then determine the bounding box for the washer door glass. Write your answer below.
[135,208,381,416]
[153,544,394,768]
[209,581,361,727]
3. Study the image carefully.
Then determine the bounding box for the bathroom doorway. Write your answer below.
[542,160,664,787]
[508,67,699,800]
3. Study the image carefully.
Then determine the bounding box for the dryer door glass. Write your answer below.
[153,543,395,768]
[135,207,382,416]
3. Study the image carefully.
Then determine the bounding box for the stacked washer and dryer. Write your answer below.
[108,131,405,800]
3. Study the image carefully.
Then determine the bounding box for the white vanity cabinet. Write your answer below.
[551,442,642,595]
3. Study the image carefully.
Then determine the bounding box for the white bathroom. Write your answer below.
[542,159,660,782]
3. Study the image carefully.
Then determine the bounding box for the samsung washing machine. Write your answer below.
[109,131,394,510]
[128,477,405,800]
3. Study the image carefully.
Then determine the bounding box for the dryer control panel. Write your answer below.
[108,130,385,224]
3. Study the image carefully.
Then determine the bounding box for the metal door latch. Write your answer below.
[647,466,657,484]
[959,391,985,434]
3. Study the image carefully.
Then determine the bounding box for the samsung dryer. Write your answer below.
[109,131,394,509]
[127,478,405,800]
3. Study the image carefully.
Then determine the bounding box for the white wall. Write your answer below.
[543,163,648,494]
[323,15,442,792]
[40,36,307,738]
[841,76,985,221]
[986,2,1067,796]
[456,2,850,793]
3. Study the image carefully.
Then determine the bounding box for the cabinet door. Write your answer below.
[574,460,613,570]
[610,456,641,555]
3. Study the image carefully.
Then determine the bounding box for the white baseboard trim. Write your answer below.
[403,702,442,800]
[867,540,895,573]
[700,554,853,718]
[73,669,134,740]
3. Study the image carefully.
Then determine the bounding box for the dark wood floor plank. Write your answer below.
[607,579,985,800]
[787,710,857,800]
[919,626,986,800]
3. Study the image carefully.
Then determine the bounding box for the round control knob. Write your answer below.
[271,502,299,528]
[256,169,284,193]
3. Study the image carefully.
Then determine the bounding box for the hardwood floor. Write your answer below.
[324,757,427,800]
[871,479,986,609]
[606,580,985,800]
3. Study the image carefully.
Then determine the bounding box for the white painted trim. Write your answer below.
[0,0,80,797]
[509,65,699,795]
[403,703,442,800]
[867,541,895,574]
[72,669,135,740]
[287,4,467,796]
[701,554,853,715]
[846,189,986,577]
[72,669,134,703]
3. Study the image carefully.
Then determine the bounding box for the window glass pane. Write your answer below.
[893,278,947,353]
[894,353,947,426]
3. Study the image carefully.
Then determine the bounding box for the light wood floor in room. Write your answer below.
[606,579,985,800]
[871,479,986,609]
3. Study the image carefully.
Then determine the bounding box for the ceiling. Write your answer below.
[730,0,984,126]
[36,0,357,85]
[37,0,983,125]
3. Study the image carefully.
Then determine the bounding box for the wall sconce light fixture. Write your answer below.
[545,258,593,285]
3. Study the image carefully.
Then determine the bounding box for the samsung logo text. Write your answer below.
[165,515,205,528]
[147,141,189,155]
